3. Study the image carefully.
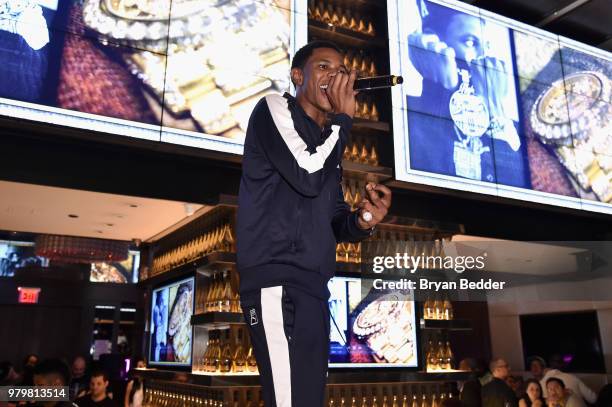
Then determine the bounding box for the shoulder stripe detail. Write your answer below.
[264,94,340,174]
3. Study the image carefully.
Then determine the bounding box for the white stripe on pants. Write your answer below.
[261,286,292,407]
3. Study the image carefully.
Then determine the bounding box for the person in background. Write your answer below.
[75,370,116,407]
[123,359,145,407]
[21,354,39,386]
[459,358,483,407]
[481,358,518,407]
[527,356,547,381]
[507,375,525,398]
[545,377,585,407]
[69,356,90,400]
[0,361,20,386]
[595,384,612,407]
[519,379,545,407]
[30,358,78,407]
[540,355,596,405]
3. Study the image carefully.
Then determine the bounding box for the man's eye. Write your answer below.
[319,64,328,69]
[465,39,476,48]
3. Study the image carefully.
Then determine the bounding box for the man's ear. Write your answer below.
[290,67,304,88]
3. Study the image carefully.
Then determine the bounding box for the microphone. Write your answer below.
[354,75,403,90]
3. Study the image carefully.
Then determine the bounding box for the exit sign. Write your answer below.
[18,287,41,304]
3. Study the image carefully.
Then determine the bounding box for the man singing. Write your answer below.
[236,40,391,407]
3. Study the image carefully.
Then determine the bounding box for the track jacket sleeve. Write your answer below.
[252,94,350,197]
[332,180,374,243]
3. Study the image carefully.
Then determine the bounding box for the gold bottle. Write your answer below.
[314,1,322,21]
[331,7,341,25]
[246,345,258,372]
[343,144,351,160]
[350,143,360,162]
[444,341,454,370]
[220,270,232,312]
[421,393,430,407]
[349,16,358,30]
[233,329,246,373]
[360,58,369,74]
[436,340,446,370]
[366,21,375,36]
[369,61,377,77]
[371,103,380,121]
[360,101,371,120]
[369,144,379,166]
[442,296,453,320]
[322,4,332,23]
[433,296,443,320]
[411,395,419,407]
[359,143,369,164]
[220,330,233,373]
[340,13,350,29]
[357,19,367,34]
[427,340,438,371]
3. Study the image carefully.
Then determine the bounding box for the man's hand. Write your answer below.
[408,32,458,90]
[326,69,359,118]
[470,56,508,118]
[357,183,392,230]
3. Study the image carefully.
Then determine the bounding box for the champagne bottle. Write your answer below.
[401,395,408,407]
[442,296,453,320]
[420,393,430,407]
[431,394,439,407]
[423,297,434,320]
[220,330,233,373]
[433,296,443,320]
[247,345,258,372]
[428,340,438,371]
[436,341,446,370]
[444,341,454,370]
[233,329,246,373]
[411,394,419,407]
[212,332,222,372]
[205,273,216,312]
[220,270,232,312]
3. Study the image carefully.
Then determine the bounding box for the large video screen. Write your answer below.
[388,0,612,214]
[149,276,194,367]
[328,276,418,368]
[0,0,306,154]
[90,250,140,283]
[0,240,49,277]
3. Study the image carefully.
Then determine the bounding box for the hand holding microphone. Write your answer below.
[357,183,392,230]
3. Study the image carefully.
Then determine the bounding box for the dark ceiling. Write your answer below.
[461,0,612,51]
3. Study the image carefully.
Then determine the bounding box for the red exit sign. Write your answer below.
[18,287,41,304]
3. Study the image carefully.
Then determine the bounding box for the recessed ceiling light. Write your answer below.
[129,204,138,208]
[68,214,79,218]
[95,230,103,234]
[106,223,114,227]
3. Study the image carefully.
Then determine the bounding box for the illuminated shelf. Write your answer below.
[133,369,261,387]
[342,160,393,183]
[327,370,471,383]
[419,319,472,331]
[191,312,244,327]
[353,119,390,133]
[309,19,386,49]
[141,251,236,287]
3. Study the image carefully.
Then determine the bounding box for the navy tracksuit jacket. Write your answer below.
[236,92,372,407]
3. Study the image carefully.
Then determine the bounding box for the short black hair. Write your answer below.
[33,359,70,385]
[546,377,566,388]
[291,40,343,70]
[90,369,109,382]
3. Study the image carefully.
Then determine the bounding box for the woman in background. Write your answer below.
[519,379,545,407]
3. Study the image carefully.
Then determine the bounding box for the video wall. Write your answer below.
[388,0,611,213]
[149,276,194,367]
[0,0,306,154]
[328,277,418,368]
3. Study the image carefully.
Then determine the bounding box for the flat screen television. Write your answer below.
[90,250,140,283]
[148,276,195,368]
[520,311,606,373]
[0,240,49,277]
[328,276,419,368]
